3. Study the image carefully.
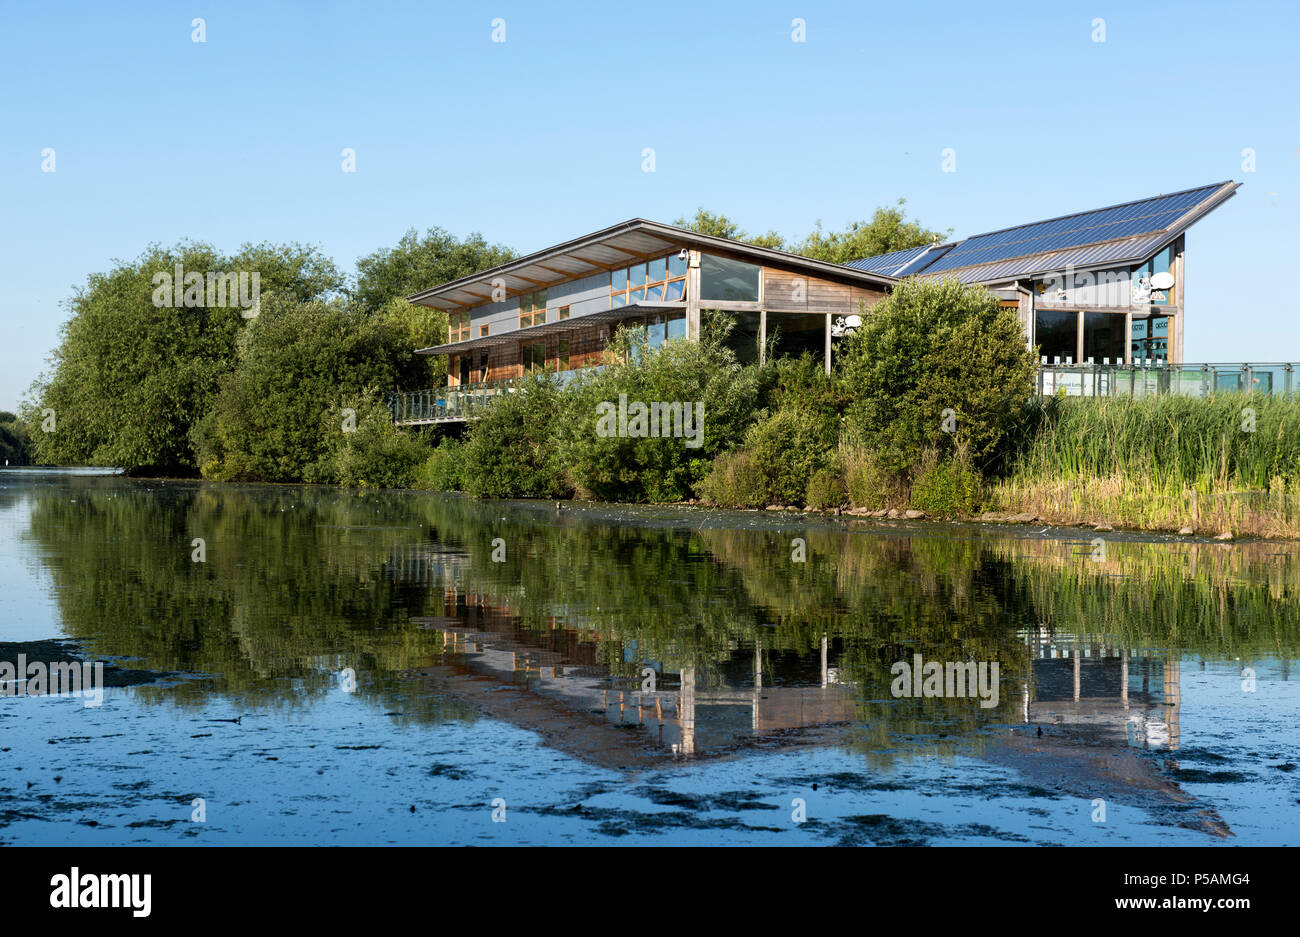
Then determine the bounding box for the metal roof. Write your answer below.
[406,218,897,310]
[843,181,1239,284]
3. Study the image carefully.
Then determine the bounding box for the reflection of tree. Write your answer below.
[24,479,1300,750]
[25,481,468,723]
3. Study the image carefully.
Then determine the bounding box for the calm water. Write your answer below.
[1,468,1297,845]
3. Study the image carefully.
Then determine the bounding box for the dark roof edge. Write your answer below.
[405,218,898,304]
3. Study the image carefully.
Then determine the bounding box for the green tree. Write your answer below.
[794,199,949,264]
[353,227,516,311]
[672,209,786,250]
[0,411,32,465]
[838,277,1036,473]
[192,295,424,482]
[26,241,342,474]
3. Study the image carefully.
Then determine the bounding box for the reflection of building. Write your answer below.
[1019,629,1181,751]
[409,590,854,758]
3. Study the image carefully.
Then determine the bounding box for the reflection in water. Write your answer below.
[4,469,1299,839]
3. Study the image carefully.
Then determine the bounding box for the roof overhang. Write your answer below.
[417,302,686,355]
[406,218,898,311]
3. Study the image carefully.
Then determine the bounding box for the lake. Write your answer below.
[1,468,1296,845]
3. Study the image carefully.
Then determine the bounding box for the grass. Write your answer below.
[992,393,1300,537]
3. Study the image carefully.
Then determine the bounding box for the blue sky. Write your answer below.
[1,0,1297,410]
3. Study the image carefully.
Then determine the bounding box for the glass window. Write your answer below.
[666,311,687,341]
[1034,308,1076,363]
[448,309,471,343]
[700,254,760,302]
[610,255,687,307]
[558,305,570,320]
[719,311,762,365]
[766,311,826,362]
[1131,316,1170,362]
[519,290,547,327]
[1083,311,1125,363]
[556,338,570,371]
[648,315,666,350]
[523,342,546,373]
[645,256,666,284]
[480,324,490,337]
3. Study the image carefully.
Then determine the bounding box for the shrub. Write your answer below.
[557,325,760,502]
[842,445,898,510]
[412,436,466,491]
[323,395,431,488]
[744,405,837,505]
[805,465,847,510]
[838,277,1036,475]
[909,450,984,517]
[697,450,769,507]
[461,373,567,499]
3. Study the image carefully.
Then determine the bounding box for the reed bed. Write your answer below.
[993,393,1300,537]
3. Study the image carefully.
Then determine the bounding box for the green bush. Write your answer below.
[838,277,1036,476]
[909,451,984,517]
[413,437,466,491]
[557,325,760,502]
[697,450,768,507]
[322,395,431,488]
[744,405,837,505]
[842,445,897,510]
[805,465,847,510]
[461,373,567,499]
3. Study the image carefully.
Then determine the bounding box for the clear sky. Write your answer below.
[1,0,1297,410]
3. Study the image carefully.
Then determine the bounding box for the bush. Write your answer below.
[461,373,567,499]
[557,324,760,502]
[744,405,837,505]
[908,451,984,517]
[805,465,847,510]
[321,395,431,488]
[842,445,898,510]
[697,450,769,507]
[838,277,1036,476]
[412,436,466,491]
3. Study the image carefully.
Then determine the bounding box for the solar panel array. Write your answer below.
[843,182,1229,279]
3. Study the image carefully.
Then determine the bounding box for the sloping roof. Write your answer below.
[407,218,897,310]
[843,181,1239,284]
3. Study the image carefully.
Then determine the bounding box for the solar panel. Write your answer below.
[913,183,1226,276]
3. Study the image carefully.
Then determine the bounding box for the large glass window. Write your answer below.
[766,312,826,362]
[610,254,687,306]
[1035,308,1076,363]
[718,311,762,365]
[519,290,547,328]
[666,310,687,341]
[647,314,666,350]
[1083,311,1126,363]
[555,338,570,372]
[700,254,760,302]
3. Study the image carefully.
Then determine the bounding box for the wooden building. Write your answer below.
[405,181,1239,400]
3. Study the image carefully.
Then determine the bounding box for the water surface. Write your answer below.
[1,468,1296,845]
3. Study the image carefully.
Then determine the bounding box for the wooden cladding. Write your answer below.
[762,268,884,314]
